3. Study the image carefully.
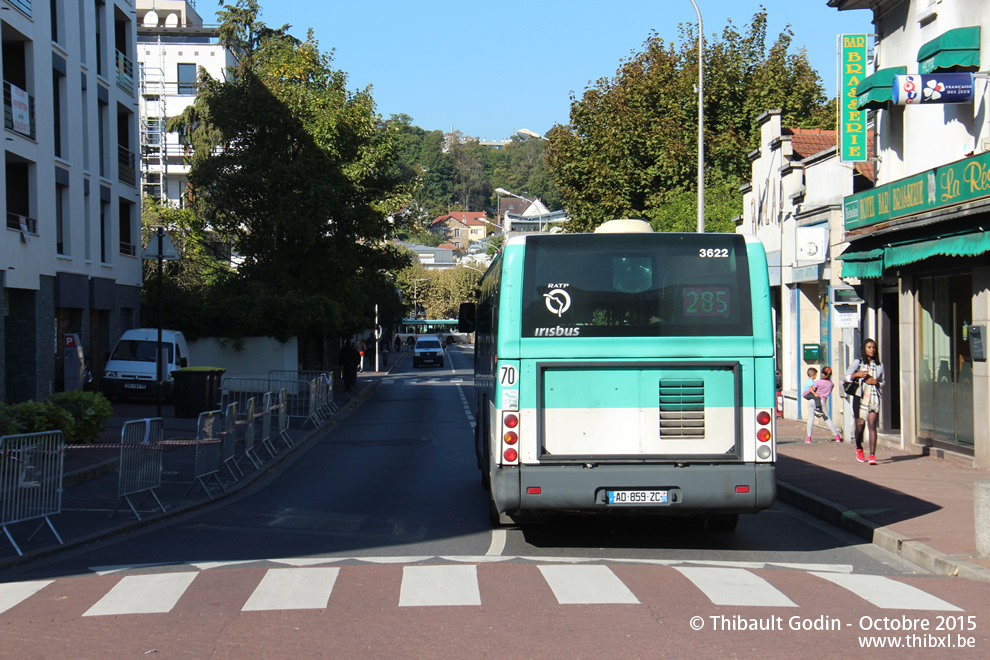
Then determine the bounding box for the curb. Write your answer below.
[778,480,990,582]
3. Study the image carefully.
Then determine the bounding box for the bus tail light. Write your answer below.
[755,408,774,460]
[500,412,519,465]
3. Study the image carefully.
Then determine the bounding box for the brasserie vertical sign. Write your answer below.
[840,34,868,162]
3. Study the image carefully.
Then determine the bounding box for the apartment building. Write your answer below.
[829,0,990,467]
[2,0,142,401]
[136,0,233,205]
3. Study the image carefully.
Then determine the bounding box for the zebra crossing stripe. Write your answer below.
[0,580,52,615]
[675,567,797,607]
[83,572,198,616]
[809,572,962,611]
[538,565,639,604]
[242,568,339,611]
[399,565,481,607]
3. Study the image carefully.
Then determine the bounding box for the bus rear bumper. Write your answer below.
[492,463,776,515]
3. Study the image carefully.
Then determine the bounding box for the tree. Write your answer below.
[545,10,828,232]
[168,1,413,344]
[396,264,481,320]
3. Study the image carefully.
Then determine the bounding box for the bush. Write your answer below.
[0,400,73,439]
[47,391,114,445]
[0,392,113,445]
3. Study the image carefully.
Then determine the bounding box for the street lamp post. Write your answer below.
[517,128,549,141]
[690,0,705,233]
[495,187,543,234]
[412,278,429,319]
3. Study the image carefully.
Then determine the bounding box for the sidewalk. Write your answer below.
[0,353,405,571]
[3,355,989,581]
[775,416,990,581]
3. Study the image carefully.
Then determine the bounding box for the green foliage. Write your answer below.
[389,116,562,218]
[46,391,114,445]
[546,10,828,232]
[166,1,414,341]
[0,401,74,439]
[395,264,481,320]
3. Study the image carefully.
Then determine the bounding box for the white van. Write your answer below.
[102,328,190,399]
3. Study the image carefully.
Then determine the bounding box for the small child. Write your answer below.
[805,366,842,443]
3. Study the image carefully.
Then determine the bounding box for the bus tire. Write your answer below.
[706,514,739,531]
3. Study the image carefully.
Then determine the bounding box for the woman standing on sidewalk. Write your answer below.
[805,366,842,444]
[845,338,885,465]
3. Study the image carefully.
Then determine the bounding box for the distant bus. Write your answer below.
[394,319,469,346]
[459,219,776,530]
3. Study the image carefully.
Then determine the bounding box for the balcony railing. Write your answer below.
[3,81,36,139]
[120,241,137,257]
[7,212,38,234]
[116,50,135,95]
[118,145,136,186]
[7,0,32,17]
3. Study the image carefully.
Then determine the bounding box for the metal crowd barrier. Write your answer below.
[278,388,293,449]
[112,419,165,521]
[239,397,262,471]
[221,402,242,481]
[269,370,337,418]
[223,376,322,428]
[0,431,65,556]
[259,392,278,460]
[186,409,224,500]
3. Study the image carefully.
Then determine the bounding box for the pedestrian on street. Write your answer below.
[380,338,390,368]
[395,335,402,353]
[845,338,885,465]
[805,366,842,444]
[354,337,367,373]
[338,340,359,392]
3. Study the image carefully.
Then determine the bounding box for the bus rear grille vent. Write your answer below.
[658,379,705,438]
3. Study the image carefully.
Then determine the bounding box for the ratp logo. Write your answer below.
[544,288,571,317]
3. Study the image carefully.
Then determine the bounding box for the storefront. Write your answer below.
[839,152,990,466]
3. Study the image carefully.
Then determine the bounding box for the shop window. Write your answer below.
[916,273,973,448]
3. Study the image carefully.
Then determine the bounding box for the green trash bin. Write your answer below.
[172,367,226,418]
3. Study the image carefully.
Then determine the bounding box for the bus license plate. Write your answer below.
[124,383,147,390]
[607,490,668,505]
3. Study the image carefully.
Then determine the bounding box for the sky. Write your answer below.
[226,1,874,139]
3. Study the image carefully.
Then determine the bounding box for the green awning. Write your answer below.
[918,26,981,74]
[837,245,884,279]
[884,231,990,268]
[856,66,907,111]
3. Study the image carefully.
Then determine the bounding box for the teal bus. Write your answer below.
[459,219,776,529]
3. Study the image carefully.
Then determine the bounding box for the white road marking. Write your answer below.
[539,565,639,604]
[84,572,198,616]
[269,557,346,567]
[399,565,481,607]
[0,580,52,614]
[486,529,507,556]
[675,566,797,607]
[810,571,962,611]
[242,567,339,611]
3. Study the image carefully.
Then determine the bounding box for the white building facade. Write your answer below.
[738,111,871,437]
[830,0,990,467]
[1,0,142,401]
[137,0,233,205]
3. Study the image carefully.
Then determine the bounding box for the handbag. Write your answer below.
[843,380,860,397]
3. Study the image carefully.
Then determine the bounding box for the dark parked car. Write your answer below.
[413,337,445,368]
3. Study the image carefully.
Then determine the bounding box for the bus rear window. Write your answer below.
[521,233,753,337]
